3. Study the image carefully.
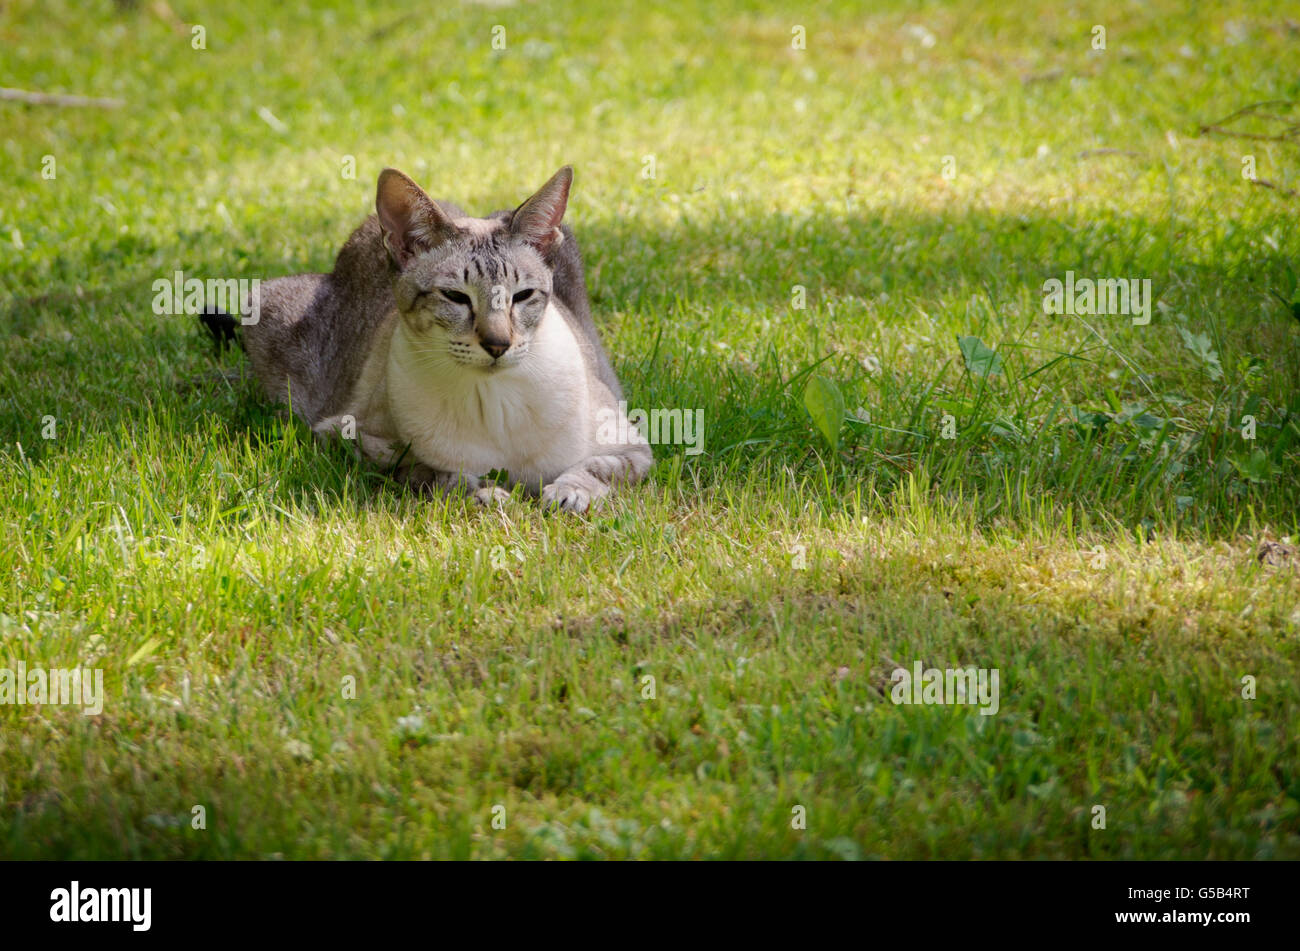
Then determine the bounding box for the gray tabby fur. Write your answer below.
[238,166,650,512]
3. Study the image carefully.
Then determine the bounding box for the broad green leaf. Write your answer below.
[1117,403,1164,431]
[957,335,1003,378]
[1068,407,1111,431]
[1232,448,1276,484]
[935,398,974,415]
[803,375,845,451]
[1177,327,1224,381]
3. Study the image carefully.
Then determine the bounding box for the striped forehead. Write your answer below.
[452,216,506,239]
[459,252,517,284]
[458,221,539,284]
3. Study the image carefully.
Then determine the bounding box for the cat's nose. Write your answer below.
[480,337,510,360]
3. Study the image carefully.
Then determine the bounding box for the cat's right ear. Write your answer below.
[376,169,456,267]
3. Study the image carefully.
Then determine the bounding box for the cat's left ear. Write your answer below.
[510,166,572,256]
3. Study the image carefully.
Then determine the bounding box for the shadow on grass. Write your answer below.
[3,576,1296,859]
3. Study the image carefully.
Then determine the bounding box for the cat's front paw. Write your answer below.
[473,485,511,507]
[540,479,594,514]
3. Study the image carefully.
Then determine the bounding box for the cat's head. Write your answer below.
[375,166,572,371]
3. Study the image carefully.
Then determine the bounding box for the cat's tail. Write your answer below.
[198,307,242,353]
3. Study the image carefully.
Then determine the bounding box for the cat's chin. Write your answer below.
[479,353,529,372]
[445,361,506,376]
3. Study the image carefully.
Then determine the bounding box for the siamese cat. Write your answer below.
[206,166,651,512]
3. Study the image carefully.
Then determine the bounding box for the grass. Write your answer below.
[1,0,1298,859]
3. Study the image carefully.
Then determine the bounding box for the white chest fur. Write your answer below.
[383,304,592,487]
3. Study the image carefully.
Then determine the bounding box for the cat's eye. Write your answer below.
[439,289,472,305]
[512,289,534,303]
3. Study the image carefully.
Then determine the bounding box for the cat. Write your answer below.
[205,166,651,513]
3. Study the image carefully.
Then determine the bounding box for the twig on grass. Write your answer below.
[0,87,124,108]
[369,14,416,41]
[1248,178,1298,198]
[1198,99,1298,145]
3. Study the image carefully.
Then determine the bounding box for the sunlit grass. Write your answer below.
[0,0,1297,858]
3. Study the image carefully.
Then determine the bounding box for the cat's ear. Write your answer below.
[510,166,572,255]
[376,169,456,267]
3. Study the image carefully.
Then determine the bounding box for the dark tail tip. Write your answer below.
[198,307,241,353]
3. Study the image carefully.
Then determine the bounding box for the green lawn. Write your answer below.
[1,0,1298,858]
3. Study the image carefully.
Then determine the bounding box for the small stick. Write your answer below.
[1249,178,1298,198]
[0,87,124,108]
[1198,98,1298,144]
